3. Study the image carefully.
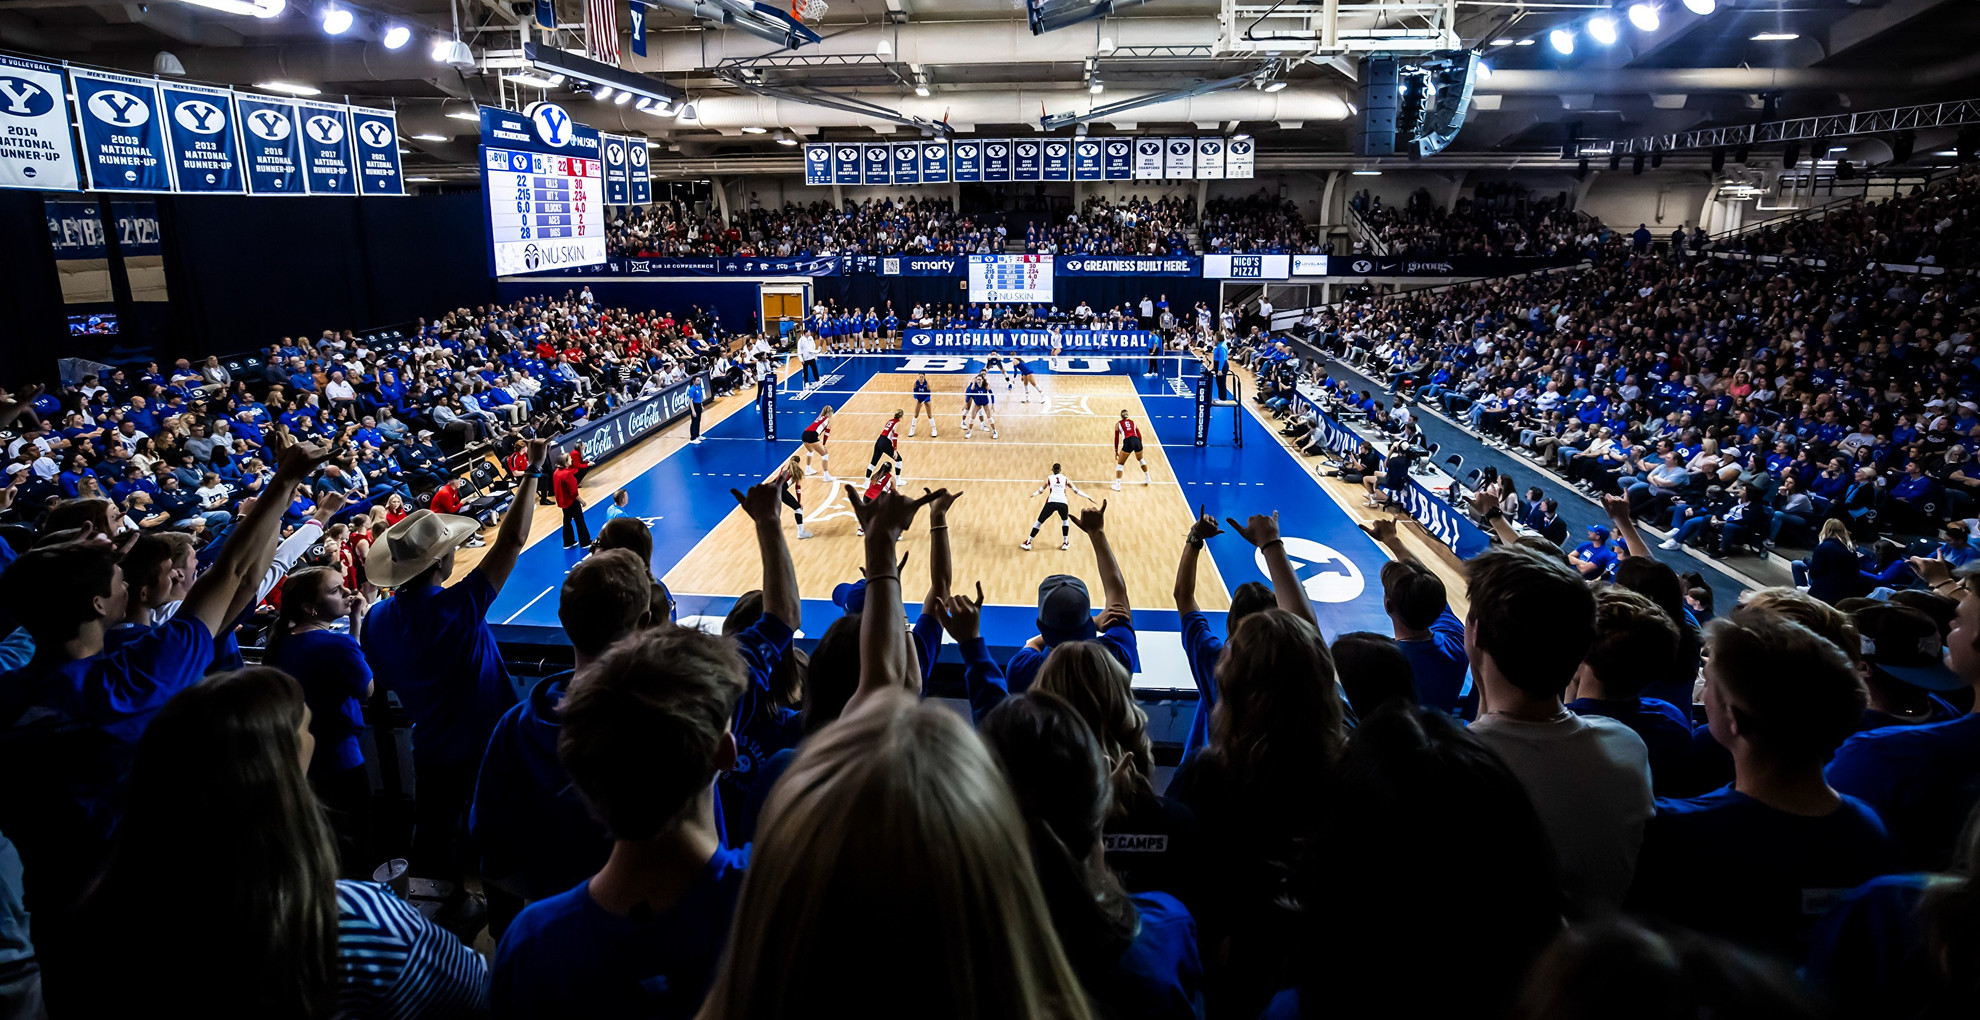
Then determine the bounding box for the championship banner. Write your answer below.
[629,0,648,57]
[1163,137,1194,180]
[804,143,833,185]
[1226,135,1255,179]
[160,81,243,193]
[236,95,304,195]
[602,134,631,205]
[832,143,861,184]
[348,106,406,195]
[1132,137,1162,180]
[0,54,81,192]
[919,140,949,183]
[1012,139,1041,181]
[1103,139,1132,180]
[1072,140,1102,181]
[1055,255,1200,277]
[296,100,357,195]
[891,142,920,186]
[1041,139,1072,181]
[69,68,174,193]
[861,143,891,185]
[628,138,650,205]
[903,327,1157,352]
[982,139,1012,181]
[1195,137,1225,180]
[952,139,982,181]
[1202,253,1289,280]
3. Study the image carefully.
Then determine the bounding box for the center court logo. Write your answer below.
[1258,537,1364,603]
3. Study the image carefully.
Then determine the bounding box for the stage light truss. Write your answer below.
[1217,0,1461,57]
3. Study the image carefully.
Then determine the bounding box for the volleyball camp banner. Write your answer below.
[903,328,1157,352]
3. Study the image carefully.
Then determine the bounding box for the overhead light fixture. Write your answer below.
[595,85,615,100]
[406,177,439,182]
[1098,36,1115,55]
[410,133,449,142]
[775,133,798,146]
[915,83,930,96]
[322,5,353,34]
[1352,169,1381,176]
[1751,31,1799,41]
[877,38,893,58]
[1681,0,1715,12]
[1515,38,1534,45]
[1476,61,1492,79]
[522,39,686,117]
[614,90,633,105]
[177,0,285,17]
[432,37,473,67]
[635,97,653,111]
[153,51,187,76]
[1549,28,1575,54]
[255,80,321,96]
[1627,3,1660,31]
[382,25,411,49]
[1089,80,1104,94]
[1264,79,1289,92]
[504,72,561,89]
[445,109,480,121]
[1489,38,1515,46]
[1588,16,1618,45]
[741,125,767,133]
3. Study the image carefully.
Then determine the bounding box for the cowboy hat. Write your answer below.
[365,508,479,587]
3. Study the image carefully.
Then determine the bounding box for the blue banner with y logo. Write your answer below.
[69,68,173,193]
[159,81,243,193]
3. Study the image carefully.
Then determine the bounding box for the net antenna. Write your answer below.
[792,0,828,21]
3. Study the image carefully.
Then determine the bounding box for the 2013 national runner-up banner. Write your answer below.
[0,54,80,192]
[159,81,244,194]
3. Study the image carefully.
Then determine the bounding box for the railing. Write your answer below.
[1343,204,1391,256]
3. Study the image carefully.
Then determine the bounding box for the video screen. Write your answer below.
[69,312,118,336]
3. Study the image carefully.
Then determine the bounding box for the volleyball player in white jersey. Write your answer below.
[1113,409,1150,490]
[962,372,998,439]
[1015,356,1043,403]
[771,454,814,539]
[801,405,834,478]
[1021,462,1096,551]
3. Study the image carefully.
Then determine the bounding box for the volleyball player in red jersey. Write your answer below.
[1113,409,1150,490]
[853,453,897,537]
[771,454,814,540]
[868,410,905,481]
[801,405,834,479]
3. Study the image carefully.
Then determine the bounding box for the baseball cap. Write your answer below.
[418,429,434,439]
[1853,603,1962,691]
[832,579,868,614]
[1588,524,1611,540]
[1036,574,1095,643]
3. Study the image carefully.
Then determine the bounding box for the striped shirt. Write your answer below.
[336,880,489,1019]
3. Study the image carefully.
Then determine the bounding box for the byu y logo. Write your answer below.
[0,76,54,117]
[531,103,571,147]
[357,120,392,147]
[305,115,344,145]
[173,100,225,134]
[88,89,149,127]
[248,109,292,141]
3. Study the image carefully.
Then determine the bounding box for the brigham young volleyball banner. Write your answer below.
[903,328,1157,352]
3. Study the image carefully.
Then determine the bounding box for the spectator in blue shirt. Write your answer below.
[1005,504,1139,693]
[1938,522,1978,569]
[1572,524,1619,580]
[265,566,374,871]
[1566,588,1691,794]
[710,483,803,843]
[1170,507,1287,758]
[1628,607,1899,959]
[1366,519,1472,718]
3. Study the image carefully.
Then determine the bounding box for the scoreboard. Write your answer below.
[484,147,604,276]
[968,254,1053,304]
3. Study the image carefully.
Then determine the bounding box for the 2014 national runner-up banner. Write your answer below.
[0,54,80,192]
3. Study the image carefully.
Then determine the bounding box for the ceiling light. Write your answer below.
[1477,61,1492,79]
[915,84,930,96]
[775,134,798,146]
[154,51,187,76]
[446,109,480,121]
[1098,36,1115,55]
[255,80,321,96]
[1346,101,1357,114]
[1750,31,1799,41]
[1352,169,1381,176]
[1549,28,1575,54]
[382,25,411,49]
[1489,39,1515,46]
[595,86,615,101]
[177,0,285,17]
[1090,81,1105,94]
[635,97,653,111]
[876,38,892,58]
[1516,38,1534,45]
[547,74,565,86]
[1588,16,1618,45]
[1627,3,1660,31]
[432,37,473,66]
[431,36,454,61]
[1264,79,1289,92]
[322,5,353,34]
[614,90,633,105]
[504,73,561,89]
[741,125,767,133]
[407,177,439,182]
[411,133,448,142]
[1681,0,1714,12]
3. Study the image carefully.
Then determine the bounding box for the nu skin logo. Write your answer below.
[305,115,344,145]
[87,88,149,127]
[0,76,55,117]
[357,120,393,148]
[173,99,226,134]
[247,108,292,141]
[530,103,572,147]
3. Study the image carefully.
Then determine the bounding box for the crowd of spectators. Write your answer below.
[1200,193,1310,253]
[608,197,1005,258]
[1024,195,1196,256]
[1350,183,1595,258]
[1721,166,1980,269]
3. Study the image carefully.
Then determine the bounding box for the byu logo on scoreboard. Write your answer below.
[246,108,293,141]
[357,119,393,147]
[528,103,573,148]
[305,114,344,145]
[87,88,150,127]
[0,76,55,117]
[173,99,226,134]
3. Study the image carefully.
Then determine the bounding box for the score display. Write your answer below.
[485,147,604,276]
[968,254,1053,304]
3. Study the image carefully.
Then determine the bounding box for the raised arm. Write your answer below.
[921,487,963,609]
[1601,493,1654,560]
[1466,489,1520,549]
[1228,510,1317,628]
[1173,505,1224,616]
[1071,501,1129,611]
[474,438,550,593]
[845,485,937,715]
[180,441,328,637]
[732,482,800,629]
[934,581,1008,722]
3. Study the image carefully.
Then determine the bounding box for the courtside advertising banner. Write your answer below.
[919,140,949,183]
[602,134,631,205]
[69,68,173,193]
[628,138,650,205]
[804,143,832,185]
[348,106,406,195]
[297,100,357,194]
[235,95,304,194]
[0,54,80,192]
[159,81,243,193]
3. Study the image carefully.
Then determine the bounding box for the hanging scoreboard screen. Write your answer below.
[479,103,605,276]
[968,254,1052,304]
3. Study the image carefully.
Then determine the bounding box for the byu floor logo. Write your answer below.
[1258,537,1365,604]
[173,100,226,133]
[87,89,149,127]
[0,76,55,117]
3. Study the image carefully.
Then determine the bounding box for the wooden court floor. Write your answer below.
[663,371,1235,612]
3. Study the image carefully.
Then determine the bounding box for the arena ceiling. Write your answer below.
[2,0,1976,179]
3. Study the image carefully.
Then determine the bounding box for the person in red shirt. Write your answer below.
[867,410,905,481]
[554,451,591,549]
[1113,410,1149,491]
[430,475,465,516]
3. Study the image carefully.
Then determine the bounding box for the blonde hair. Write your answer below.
[1739,587,1863,667]
[1817,518,1856,552]
[1032,641,1156,816]
[699,690,1093,1020]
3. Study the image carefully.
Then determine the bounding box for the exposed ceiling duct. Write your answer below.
[101,43,478,100]
[673,87,1352,133]
[644,0,821,50]
[637,17,1216,70]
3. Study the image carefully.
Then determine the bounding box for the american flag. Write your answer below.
[586,0,621,65]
